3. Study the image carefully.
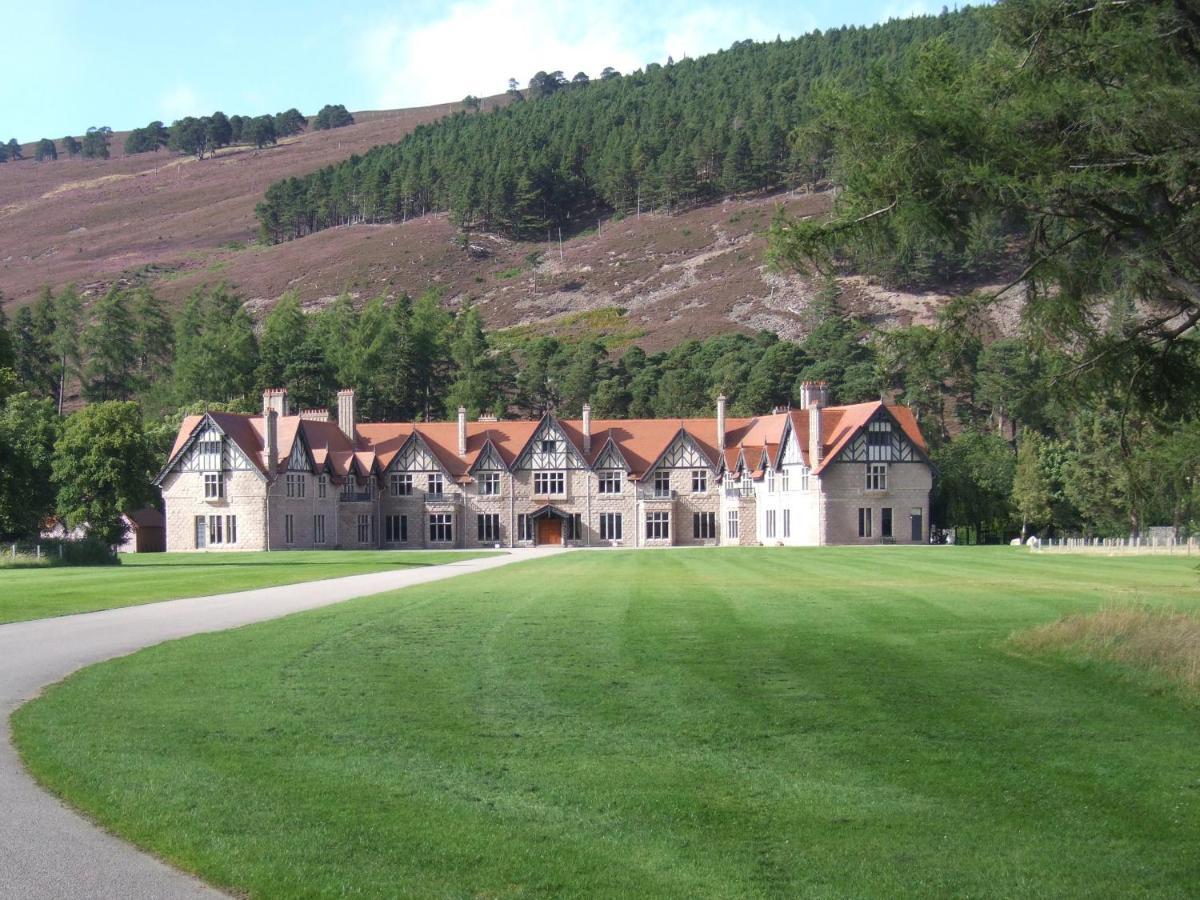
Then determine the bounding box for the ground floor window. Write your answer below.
[882,507,893,538]
[858,507,873,538]
[645,511,670,540]
[198,514,237,547]
[726,510,739,540]
[764,510,777,539]
[386,514,407,543]
[284,514,294,544]
[783,509,791,538]
[314,514,326,544]
[693,511,716,539]
[357,514,376,544]
[564,512,583,541]
[477,513,500,542]
[429,513,453,543]
[600,512,622,541]
[517,513,533,542]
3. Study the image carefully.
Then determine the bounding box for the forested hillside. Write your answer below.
[255,9,993,242]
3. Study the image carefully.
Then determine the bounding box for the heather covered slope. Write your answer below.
[0,98,505,305]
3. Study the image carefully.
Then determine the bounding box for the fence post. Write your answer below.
[36,544,41,559]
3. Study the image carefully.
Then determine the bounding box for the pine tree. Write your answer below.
[51,286,83,413]
[256,292,307,391]
[445,306,499,417]
[82,288,138,401]
[1011,429,1052,540]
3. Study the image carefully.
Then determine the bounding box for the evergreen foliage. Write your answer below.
[80,127,111,159]
[254,10,993,241]
[34,139,57,161]
[312,104,353,130]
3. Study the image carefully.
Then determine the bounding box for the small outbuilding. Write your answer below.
[118,508,166,553]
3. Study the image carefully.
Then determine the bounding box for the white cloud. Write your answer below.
[159,84,205,121]
[352,0,795,110]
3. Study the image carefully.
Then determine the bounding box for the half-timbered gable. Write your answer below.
[469,440,508,474]
[781,421,806,466]
[592,438,630,472]
[388,433,450,476]
[646,430,715,474]
[286,434,312,472]
[834,408,923,465]
[163,418,261,479]
[513,416,589,470]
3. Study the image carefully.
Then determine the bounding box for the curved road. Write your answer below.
[0,548,560,899]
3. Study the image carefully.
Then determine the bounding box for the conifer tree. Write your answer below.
[83,288,138,401]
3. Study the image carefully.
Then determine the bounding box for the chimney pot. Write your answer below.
[261,387,289,419]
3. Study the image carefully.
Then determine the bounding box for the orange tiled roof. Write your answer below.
[163,399,927,481]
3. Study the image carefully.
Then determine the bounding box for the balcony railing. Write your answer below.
[340,491,375,503]
[638,487,677,501]
[724,487,754,498]
[423,491,462,505]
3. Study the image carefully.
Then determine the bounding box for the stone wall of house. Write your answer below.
[160,468,267,551]
[820,461,932,544]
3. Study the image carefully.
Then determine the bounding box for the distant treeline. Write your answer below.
[1,104,354,164]
[253,9,993,243]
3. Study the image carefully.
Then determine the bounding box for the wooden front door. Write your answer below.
[536,517,562,546]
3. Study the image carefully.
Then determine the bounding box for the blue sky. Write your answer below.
[2,0,950,140]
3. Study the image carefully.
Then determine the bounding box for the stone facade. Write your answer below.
[156,387,934,551]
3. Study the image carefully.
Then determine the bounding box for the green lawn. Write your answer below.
[0,550,495,624]
[14,548,1200,898]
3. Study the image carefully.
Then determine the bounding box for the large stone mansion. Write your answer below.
[155,383,934,550]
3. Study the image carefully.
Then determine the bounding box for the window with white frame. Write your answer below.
[197,439,222,471]
[783,509,791,538]
[598,470,622,493]
[314,514,326,544]
[286,473,305,498]
[385,514,407,543]
[726,509,739,540]
[390,472,413,496]
[477,513,500,542]
[693,511,716,539]
[858,507,873,538]
[429,513,453,543]
[357,514,375,544]
[741,472,752,494]
[284,514,294,544]
[868,419,892,459]
[600,512,622,541]
[204,514,236,545]
[799,467,810,491]
[645,511,670,540]
[517,513,533,541]
[766,469,775,493]
[765,510,777,539]
[866,463,887,491]
[564,513,583,541]
[317,475,327,499]
[204,473,223,499]
[540,439,557,454]
[691,470,708,493]
[478,472,501,496]
[780,470,790,492]
[534,471,565,495]
[653,471,671,497]
[427,473,444,496]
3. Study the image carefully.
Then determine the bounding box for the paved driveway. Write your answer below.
[0,549,559,899]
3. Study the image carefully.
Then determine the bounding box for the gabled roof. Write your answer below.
[158,398,929,485]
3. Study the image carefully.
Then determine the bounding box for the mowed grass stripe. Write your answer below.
[0,550,497,623]
[13,548,1200,898]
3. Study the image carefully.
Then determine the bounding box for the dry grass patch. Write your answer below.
[1013,605,1200,693]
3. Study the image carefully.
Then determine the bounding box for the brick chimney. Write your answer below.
[801,381,828,466]
[716,394,727,452]
[582,402,592,456]
[262,387,288,419]
[337,388,356,441]
[264,408,278,476]
[457,406,467,456]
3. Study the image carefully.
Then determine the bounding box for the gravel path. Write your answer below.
[0,549,560,899]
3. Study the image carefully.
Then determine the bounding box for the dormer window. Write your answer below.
[541,439,557,454]
[766,469,775,493]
